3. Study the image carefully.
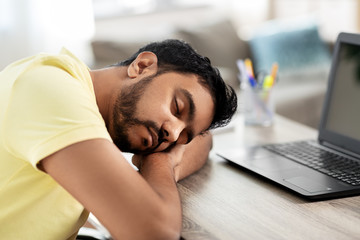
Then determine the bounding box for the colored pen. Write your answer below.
[236,59,248,83]
[262,75,274,89]
[244,58,255,78]
[270,62,278,82]
[244,59,257,88]
[262,63,278,89]
[237,59,256,88]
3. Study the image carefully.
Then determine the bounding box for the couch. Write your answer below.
[91,18,333,129]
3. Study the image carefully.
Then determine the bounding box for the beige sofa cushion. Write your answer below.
[91,40,148,67]
[174,20,249,87]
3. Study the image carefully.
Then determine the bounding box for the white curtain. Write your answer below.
[0,0,95,69]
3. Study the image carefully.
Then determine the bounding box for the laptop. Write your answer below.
[217,32,360,200]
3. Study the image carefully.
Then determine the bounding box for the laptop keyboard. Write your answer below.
[263,141,360,186]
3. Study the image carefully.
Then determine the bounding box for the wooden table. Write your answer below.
[178,114,360,240]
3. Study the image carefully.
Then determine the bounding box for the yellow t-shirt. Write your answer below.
[0,49,112,239]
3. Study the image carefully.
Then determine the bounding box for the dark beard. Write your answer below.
[111,74,162,154]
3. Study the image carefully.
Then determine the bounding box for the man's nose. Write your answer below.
[161,119,187,145]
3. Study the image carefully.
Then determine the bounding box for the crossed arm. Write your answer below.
[40,132,212,240]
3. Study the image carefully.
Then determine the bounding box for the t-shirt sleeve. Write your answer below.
[3,65,112,169]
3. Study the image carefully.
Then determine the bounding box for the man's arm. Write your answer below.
[40,139,182,240]
[174,132,212,181]
[133,132,213,182]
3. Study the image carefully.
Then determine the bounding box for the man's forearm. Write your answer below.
[138,153,182,238]
[175,132,213,181]
[42,139,182,240]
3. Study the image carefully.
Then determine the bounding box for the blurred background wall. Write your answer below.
[1,0,360,128]
[1,0,359,69]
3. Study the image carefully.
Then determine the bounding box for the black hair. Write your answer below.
[113,39,237,130]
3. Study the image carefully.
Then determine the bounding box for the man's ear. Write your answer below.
[127,52,158,78]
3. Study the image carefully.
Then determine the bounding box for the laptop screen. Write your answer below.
[319,33,360,156]
[325,42,360,140]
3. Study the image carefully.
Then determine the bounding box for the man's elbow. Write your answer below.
[152,206,182,240]
[111,223,181,240]
[150,226,182,240]
[110,206,182,240]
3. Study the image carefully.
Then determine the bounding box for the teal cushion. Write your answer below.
[249,20,331,73]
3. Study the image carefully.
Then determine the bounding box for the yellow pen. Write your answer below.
[262,75,274,89]
[262,62,278,89]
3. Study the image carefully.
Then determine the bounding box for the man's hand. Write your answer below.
[132,144,186,181]
[133,132,213,182]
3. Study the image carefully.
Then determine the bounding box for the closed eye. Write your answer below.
[175,98,180,115]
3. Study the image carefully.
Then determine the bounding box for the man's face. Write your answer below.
[109,71,214,154]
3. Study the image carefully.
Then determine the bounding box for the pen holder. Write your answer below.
[243,86,275,126]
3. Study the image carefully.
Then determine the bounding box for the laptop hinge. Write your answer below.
[321,140,360,160]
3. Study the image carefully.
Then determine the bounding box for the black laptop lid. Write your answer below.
[318,32,360,156]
